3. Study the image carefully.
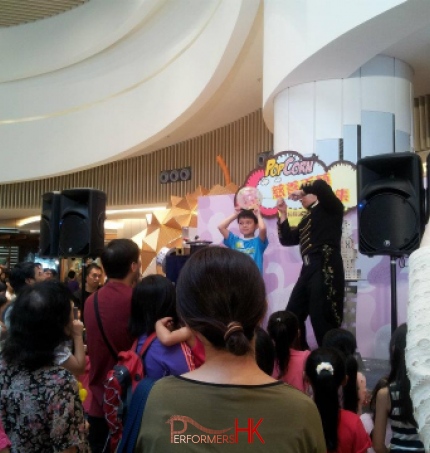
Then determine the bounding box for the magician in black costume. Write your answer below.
[276,179,345,346]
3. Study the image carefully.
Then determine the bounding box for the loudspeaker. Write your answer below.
[357,152,425,257]
[159,167,192,184]
[169,169,180,182]
[58,188,106,257]
[257,151,274,167]
[179,167,191,181]
[159,171,170,184]
[39,191,61,257]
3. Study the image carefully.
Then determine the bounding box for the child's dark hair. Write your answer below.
[387,323,416,426]
[237,209,258,224]
[176,246,266,356]
[323,328,359,413]
[305,347,345,451]
[254,326,275,375]
[128,275,177,337]
[267,310,300,379]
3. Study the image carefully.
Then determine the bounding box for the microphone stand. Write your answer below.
[390,256,398,334]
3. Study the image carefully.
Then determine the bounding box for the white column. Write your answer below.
[273,55,413,164]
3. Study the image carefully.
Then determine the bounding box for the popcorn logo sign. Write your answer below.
[167,415,265,444]
[238,151,356,226]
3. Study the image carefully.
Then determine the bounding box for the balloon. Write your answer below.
[78,381,88,402]
[236,187,263,210]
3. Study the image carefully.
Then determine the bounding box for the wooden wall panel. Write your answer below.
[0,109,273,210]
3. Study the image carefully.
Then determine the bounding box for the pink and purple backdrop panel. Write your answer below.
[197,194,408,359]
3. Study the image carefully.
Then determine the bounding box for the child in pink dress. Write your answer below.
[268,310,310,392]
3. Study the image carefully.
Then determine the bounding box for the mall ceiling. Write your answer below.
[1,1,429,148]
[0,0,88,27]
[2,1,430,91]
[1,0,430,225]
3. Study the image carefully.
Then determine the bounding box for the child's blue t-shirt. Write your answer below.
[223,232,268,273]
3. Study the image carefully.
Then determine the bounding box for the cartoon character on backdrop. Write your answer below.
[238,151,356,223]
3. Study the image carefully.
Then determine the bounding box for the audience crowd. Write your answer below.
[0,238,428,453]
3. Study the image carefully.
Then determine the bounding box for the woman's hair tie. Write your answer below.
[316,362,334,375]
[224,322,244,341]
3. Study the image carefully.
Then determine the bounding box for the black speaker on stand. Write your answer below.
[357,151,425,332]
[58,188,107,257]
[39,192,61,257]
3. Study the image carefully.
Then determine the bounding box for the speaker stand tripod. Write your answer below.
[390,256,398,334]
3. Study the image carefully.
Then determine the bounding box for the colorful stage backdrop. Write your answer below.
[197,152,409,359]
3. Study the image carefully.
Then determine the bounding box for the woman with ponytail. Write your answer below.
[130,247,326,452]
[305,348,371,453]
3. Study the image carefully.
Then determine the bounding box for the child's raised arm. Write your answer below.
[156,317,193,347]
[218,208,240,239]
[62,320,86,377]
[254,207,267,242]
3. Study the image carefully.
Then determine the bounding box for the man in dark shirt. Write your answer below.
[4,262,46,329]
[84,239,141,453]
[73,263,102,322]
[277,179,345,346]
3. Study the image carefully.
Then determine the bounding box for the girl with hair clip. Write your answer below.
[267,310,310,392]
[125,247,326,452]
[373,323,424,453]
[322,328,367,414]
[305,348,371,453]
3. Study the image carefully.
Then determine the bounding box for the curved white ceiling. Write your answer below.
[0,0,165,82]
[2,0,430,186]
[0,0,260,183]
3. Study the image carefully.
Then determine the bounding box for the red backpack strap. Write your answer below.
[181,342,196,371]
[136,332,157,358]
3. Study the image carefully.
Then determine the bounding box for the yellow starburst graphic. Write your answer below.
[141,186,210,274]
[140,156,238,275]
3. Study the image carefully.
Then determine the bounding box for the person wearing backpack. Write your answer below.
[103,275,195,453]
[84,239,141,453]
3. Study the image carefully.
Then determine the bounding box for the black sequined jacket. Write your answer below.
[277,179,344,257]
